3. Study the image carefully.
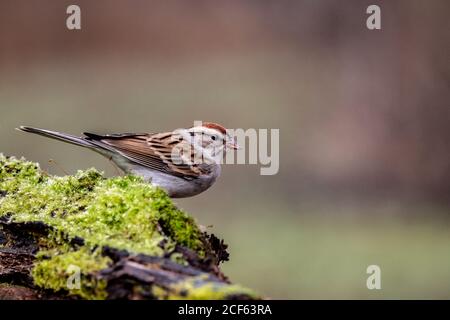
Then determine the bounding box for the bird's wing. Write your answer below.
[84,131,210,179]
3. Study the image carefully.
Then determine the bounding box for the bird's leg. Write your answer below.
[48,159,69,176]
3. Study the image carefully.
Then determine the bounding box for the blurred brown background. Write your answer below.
[1,0,449,298]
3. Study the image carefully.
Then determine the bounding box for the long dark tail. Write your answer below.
[17,126,94,148]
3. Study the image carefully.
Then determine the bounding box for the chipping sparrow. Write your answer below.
[18,122,239,198]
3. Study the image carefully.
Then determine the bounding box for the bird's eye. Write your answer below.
[211,135,217,141]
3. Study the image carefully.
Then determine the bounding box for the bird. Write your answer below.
[17,122,239,198]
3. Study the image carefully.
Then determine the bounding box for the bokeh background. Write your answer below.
[1,0,449,299]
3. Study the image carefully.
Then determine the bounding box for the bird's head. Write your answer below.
[188,122,239,152]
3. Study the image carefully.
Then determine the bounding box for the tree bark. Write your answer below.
[0,207,257,300]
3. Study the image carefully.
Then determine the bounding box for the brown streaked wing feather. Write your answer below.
[149,133,208,178]
[98,132,210,179]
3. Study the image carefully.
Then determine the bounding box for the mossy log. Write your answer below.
[0,154,258,300]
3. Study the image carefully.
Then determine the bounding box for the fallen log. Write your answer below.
[0,154,258,300]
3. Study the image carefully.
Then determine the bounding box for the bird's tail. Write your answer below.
[17,126,93,148]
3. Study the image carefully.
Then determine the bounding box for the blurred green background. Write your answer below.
[1,1,449,299]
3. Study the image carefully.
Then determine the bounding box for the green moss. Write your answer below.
[32,247,110,300]
[153,276,259,300]
[0,154,203,255]
[0,155,45,194]
[0,154,207,297]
